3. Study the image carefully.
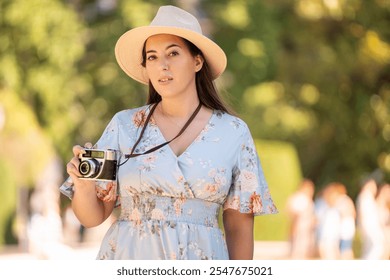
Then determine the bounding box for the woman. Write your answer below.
[64,5,277,260]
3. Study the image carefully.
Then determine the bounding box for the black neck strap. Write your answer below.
[125,102,202,159]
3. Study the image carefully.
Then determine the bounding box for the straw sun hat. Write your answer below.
[115,5,227,85]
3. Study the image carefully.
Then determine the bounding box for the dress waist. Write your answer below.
[118,195,221,228]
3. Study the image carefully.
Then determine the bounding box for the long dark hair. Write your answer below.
[141,37,235,115]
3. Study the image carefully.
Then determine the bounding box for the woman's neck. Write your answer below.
[159,96,200,119]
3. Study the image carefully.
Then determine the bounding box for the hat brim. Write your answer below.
[115,26,227,85]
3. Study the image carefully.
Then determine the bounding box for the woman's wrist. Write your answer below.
[72,178,96,197]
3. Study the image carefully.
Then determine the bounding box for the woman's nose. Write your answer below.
[160,59,169,70]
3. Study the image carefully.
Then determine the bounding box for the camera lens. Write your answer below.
[79,162,90,174]
[79,159,99,177]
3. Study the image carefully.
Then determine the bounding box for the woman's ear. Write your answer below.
[194,55,204,72]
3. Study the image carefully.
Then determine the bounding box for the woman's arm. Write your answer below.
[67,145,115,228]
[223,209,254,259]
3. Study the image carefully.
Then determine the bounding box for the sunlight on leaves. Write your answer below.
[238,38,265,58]
[278,105,317,134]
[295,0,325,20]
[243,82,284,107]
[121,0,156,27]
[360,31,390,64]
[383,124,390,142]
[299,84,320,105]
[218,1,249,29]
[378,153,390,172]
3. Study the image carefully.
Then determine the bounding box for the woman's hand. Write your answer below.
[68,142,115,227]
[66,142,93,182]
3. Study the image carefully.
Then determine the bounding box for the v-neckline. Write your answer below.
[150,109,215,159]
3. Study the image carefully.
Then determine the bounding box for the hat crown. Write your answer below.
[150,5,202,34]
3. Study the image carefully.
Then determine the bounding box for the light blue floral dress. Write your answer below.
[93,104,277,260]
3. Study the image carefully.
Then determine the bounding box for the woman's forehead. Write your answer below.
[145,34,186,49]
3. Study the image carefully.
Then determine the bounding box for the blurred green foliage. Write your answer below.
[0,0,389,245]
[0,160,16,245]
[254,140,302,240]
[207,0,390,199]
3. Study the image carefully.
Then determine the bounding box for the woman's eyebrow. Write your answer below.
[146,44,182,54]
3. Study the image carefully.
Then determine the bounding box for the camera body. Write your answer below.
[78,149,117,181]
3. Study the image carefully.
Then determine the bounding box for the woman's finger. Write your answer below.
[84,142,93,149]
[66,162,79,177]
[72,145,85,157]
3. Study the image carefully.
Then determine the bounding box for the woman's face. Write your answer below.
[144,34,203,99]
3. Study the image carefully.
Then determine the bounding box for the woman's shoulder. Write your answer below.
[115,104,150,116]
[112,104,152,123]
[213,110,250,135]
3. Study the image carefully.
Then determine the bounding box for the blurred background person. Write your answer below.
[315,183,341,259]
[27,158,73,259]
[356,179,384,259]
[376,183,390,259]
[313,187,327,258]
[332,182,356,259]
[286,179,316,259]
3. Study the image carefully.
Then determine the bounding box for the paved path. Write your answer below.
[0,241,290,260]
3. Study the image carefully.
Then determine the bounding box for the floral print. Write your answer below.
[92,105,277,260]
[239,170,258,193]
[96,181,117,201]
[132,109,148,127]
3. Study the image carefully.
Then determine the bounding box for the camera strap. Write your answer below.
[124,101,202,159]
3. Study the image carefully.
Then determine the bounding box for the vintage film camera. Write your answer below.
[78,149,117,181]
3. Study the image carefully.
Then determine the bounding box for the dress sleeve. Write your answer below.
[94,113,120,151]
[223,125,278,216]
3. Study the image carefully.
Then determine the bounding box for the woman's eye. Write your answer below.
[169,51,179,57]
[147,55,156,61]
